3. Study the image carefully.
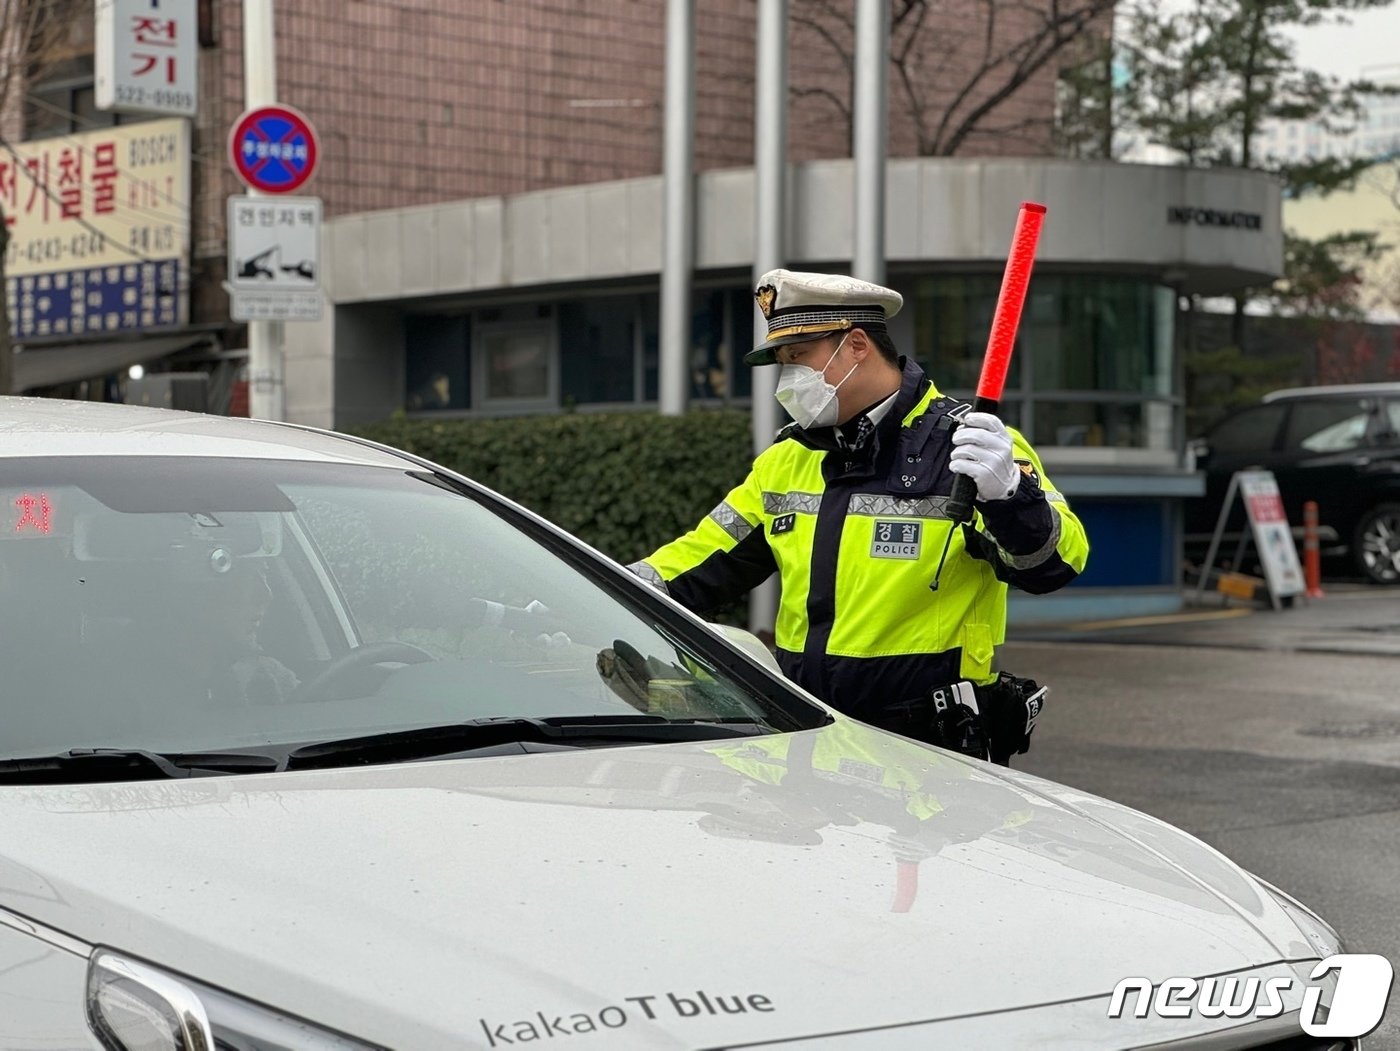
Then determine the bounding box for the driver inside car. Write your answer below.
[98,551,302,709]
[208,557,301,706]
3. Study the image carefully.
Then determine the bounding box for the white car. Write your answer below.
[0,399,1350,1050]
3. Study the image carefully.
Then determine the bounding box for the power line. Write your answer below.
[18,94,208,227]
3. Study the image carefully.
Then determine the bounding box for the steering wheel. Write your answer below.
[291,641,436,704]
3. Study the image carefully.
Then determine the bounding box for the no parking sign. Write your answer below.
[228,104,319,193]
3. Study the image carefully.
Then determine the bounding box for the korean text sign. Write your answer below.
[2,119,190,341]
[1238,470,1306,599]
[96,0,198,118]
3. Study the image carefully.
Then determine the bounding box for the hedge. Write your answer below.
[350,409,758,569]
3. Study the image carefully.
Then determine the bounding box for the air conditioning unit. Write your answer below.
[126,373,209,413]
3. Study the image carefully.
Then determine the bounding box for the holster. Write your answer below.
[867,674,1047,767]
[927,681,989,762]
[865,681,988,761]
[978,672,1048,766]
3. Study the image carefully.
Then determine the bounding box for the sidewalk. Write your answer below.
[1013,584,1400,657]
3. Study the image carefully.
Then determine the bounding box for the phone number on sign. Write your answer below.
[114,86,195,112]
[4,231,107,268]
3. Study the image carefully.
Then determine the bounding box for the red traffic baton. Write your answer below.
[946,202,1047,523]
[892,860,919,913]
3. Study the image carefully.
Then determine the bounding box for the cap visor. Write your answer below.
[744,331,835,366]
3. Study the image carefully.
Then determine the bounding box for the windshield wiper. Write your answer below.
[0,748,283,783]
[283,714,771,770]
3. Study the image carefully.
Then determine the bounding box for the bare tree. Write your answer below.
[0,0,78,396]
[790,0,1115,158]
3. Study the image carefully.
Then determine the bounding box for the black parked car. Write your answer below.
[1184,383,1400,584]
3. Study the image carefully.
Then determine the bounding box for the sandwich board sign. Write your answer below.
[1197,469,1305,610]
[1237,470,1306,603]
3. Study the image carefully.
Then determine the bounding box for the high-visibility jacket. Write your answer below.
[707,725,1038,835]
[629,359,1089,720]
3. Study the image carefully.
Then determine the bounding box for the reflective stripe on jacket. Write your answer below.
[632,359,1089,719]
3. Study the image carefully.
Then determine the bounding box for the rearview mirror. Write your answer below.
[709,623,781,675]
[73,511,282,562]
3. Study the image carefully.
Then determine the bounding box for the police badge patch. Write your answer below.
[871,520,921,559]
[771,513,796,535]
[756,285,777,318]
[1014,459,1041,487]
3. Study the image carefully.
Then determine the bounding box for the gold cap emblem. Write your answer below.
[756,285,776,318]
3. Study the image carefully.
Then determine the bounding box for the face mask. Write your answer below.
[774,334,857,429]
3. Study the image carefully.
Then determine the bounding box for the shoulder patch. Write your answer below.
[1014,459,1041,487]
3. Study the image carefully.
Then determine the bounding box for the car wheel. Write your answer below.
[1354,503,1400,585]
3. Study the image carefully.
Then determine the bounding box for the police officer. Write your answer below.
[627,270,1089,761]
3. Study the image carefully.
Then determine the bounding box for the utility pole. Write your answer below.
[749,0,788,634]
[852,0,888,284]
[659,0,695,417]
[242,0,284,421]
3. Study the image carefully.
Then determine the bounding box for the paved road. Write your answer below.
[1019,582,1400,657]
[1004,631,1400,1047]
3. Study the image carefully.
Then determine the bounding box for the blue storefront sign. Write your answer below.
[2,118,190,345]
[5,261,187,341]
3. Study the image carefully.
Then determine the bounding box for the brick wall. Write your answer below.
[9,0,1072,322]
[196,0,1065,234]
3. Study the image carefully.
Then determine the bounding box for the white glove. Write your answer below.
[474,598,551,630]
[948,412,1020,503]
[533,630,574,657]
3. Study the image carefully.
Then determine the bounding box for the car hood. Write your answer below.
[0,720,1319,1048]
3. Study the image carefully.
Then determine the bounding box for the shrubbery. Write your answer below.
[350,409,758,567]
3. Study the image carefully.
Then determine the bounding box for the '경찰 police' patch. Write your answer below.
[771,513,796,535]
[1014,459,1040,487]
[871,520,922,559]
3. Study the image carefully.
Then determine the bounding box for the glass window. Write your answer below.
[1029,276,1170,394]
[24,57,124,140]
[1031,400,1168,449]
[405,315,469,411]
[690,291,730,399]
[638,289,751,403]
[476,322,554,404]
[641,294,659,402]
[1385,400,1400,439]
[1283,399,1372,452]
[1208,404,1286,455]
[994,399,1024,432]
[0,456,815,763]
[914,274,1173,397]
[915,274,1003,393]
[911,273,1176,448]
[731,289,754,398]
[559,297,635,405]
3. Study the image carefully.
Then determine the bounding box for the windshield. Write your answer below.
[1,456,819,764]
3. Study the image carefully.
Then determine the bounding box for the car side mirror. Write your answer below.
[709,623,781,675]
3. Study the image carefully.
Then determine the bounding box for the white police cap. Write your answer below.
[747,269,903,366]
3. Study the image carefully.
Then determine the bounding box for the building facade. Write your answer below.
[1254,66,1400,165]
[5,0,1071,400]
[4,0,1285,622]
[290,156,1283,622]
